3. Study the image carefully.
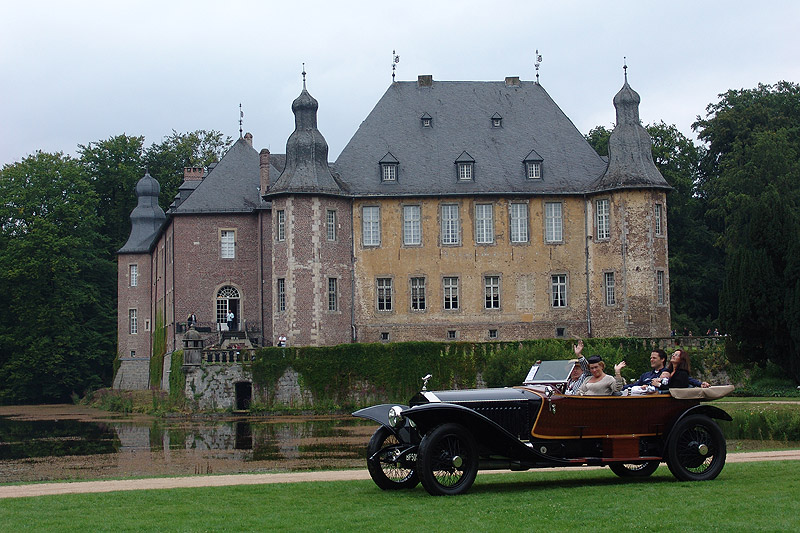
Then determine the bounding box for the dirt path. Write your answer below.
[1,450,798,500]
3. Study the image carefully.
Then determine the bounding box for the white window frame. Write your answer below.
[129,264,138,287]
[475,203,494,244]
[277,210,285,242]
[596,199,610,240]
[129,309,138,334]
[410,277,426,311]
[458,162,473,181]
[376,277,392,311]
[604,271,616,306]
[657,270,665,305]
[510,202,528,243]
[277,278,286,312]
[526,161,542,179]
[441,204,460,245]
[545,202,563,243]
[484,275,500,309]
[403,205,421,246]
[220,229,236,259]
[326,209,337,241]
[443,276,459,310]
[551,274,567,308]
[382,164,397,182]
[328,277,338,312]
[654,203,663,236]
[362,206,381,247]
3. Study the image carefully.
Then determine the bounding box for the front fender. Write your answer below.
[352,404,408,428]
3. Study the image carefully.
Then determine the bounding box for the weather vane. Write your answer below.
[302,63,307,89]
[239,103,243,138]
[623,56,628,82]
[392,50,400,82]
[535,49,543,84]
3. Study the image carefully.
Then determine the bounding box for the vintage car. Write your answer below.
[353,360,734,495]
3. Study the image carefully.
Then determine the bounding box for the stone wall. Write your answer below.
[113,358,150,390]
[184,364,252,410]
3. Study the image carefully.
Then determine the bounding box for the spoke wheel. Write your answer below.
[666,414,726,481]
[609,461,660,478]
[366,426,418,490]
[417,423,478,496]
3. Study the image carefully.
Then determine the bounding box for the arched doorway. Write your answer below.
[235,381,252,411]
[216,286,240,331]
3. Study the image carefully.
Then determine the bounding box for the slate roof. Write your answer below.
[170,137,267,214]
[333,80,610,197]
[118,172,167,254]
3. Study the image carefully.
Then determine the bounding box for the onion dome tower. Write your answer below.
[119,172,167,253]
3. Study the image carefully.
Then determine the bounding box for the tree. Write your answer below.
[694,82,800,381]
[585,125,611,157]
[0,152,116,403]
[143,130,233,209]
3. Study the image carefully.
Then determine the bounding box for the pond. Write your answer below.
[0,405,377,484]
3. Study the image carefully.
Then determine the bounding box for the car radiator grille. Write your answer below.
[457,401,537,440]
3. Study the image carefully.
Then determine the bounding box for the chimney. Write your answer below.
[505,76,520,87]
[417,74,433,87]
[244,132,253,147]
[259,148,271,195]
[183,167,204,181]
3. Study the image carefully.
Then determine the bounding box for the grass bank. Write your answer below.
[1,461,798,531]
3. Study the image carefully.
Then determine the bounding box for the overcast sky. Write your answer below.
[2,0,798,167]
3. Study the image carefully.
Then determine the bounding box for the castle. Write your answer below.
[115,71,671,390]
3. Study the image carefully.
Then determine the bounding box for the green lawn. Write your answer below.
[1,461,798,532]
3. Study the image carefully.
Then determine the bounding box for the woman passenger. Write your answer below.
[578,355,625,396]
[654,349,691,390]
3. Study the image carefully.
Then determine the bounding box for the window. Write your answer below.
[326,210,337,241]
[604,272,616,306]
[485,276,500,309]
[443,277,459,310]
[277,210,285,241]
[421,113,432,128]
[328,278,338,311]
[129,309,138,334]
[363,206,381,246]
[221,230,235,258]
[475,204,494,244]
[551,274,567,308]
[411,277,426,310]
[381,332,390,341]
[526,162,542,179]
[377,278,392,311]
[545,202,563,243]
[130,350,136,358]
[654,203,663,235]
[488,329,498,339]
[657,270,665,305]
[447,330,457,340]
[277,278,286,312]
[216,286,240,327]
[129,264,138,287]
[596,199,610,240]
[441,204,460,245]
[403,205,421,245]
[458,162,473,181]
[382,164,397,181]
[491,113,503,128]
[510,203,528,243]
[144,319,151,332]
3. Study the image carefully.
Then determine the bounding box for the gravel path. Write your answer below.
[2,449,798,500]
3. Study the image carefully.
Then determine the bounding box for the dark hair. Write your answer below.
[587,355,603,365]
[668,349,691,373]
[652,349,667,362]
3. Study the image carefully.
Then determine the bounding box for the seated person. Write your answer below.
[565,340,590,395]
[627,349,709,393]
[653,349,693,390]
[578,355,625,396]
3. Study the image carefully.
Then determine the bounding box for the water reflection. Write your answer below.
[0,407,376,484]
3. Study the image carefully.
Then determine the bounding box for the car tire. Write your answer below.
[366,426,419,490]
[609,461,660,478]
[417,423,478,496]
[665,414,726,481]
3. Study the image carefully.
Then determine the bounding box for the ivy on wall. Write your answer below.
[149,308,166,388]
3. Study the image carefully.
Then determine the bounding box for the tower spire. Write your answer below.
[391,50,400,82]
[302,63,306,89]
[239,103,243,138]
[534,49,543,84]
[623,56,628,83]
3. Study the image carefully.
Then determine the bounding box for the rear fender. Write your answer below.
[664,404,732,445]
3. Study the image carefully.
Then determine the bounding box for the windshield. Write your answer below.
[523,360,575,385]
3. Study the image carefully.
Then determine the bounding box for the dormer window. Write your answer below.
[491,112,502,128]
[421,112,432,128]
[523,149,544,180]
[379,152,399,182]
[455,151,475,181]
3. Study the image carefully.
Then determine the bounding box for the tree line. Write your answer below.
[1,81,798,404]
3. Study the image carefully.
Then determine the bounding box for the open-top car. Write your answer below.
[353,360,734,495]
